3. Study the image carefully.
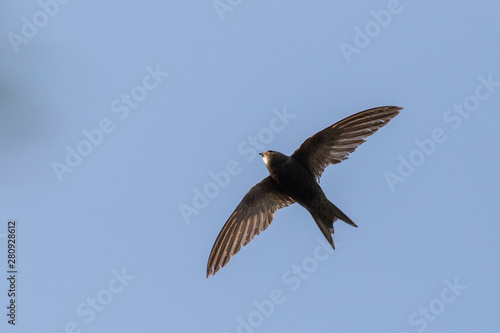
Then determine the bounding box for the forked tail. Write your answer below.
[309,196,357,249]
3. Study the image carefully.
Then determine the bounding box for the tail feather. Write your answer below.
[309,196,356,249]
[313,216,336,249]
[330,202,357,228]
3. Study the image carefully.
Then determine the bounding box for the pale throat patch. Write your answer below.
[261,155,270,166]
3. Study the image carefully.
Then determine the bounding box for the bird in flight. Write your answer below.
[206,106,401,277]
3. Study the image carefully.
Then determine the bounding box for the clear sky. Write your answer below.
[1,1,499,332]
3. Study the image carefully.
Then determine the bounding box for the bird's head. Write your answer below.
[259,150,287,171]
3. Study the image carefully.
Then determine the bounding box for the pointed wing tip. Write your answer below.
[376,105,402,113]
[374,106,402,123]
[384,106,403,113]
[206,266,216,278]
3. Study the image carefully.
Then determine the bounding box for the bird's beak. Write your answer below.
[259,152,263,157]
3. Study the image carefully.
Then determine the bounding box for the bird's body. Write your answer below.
[206,106,402,277]
[263,152,318,207]
[262,151,357,249]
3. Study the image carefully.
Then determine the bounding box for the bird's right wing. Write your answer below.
[291,106,401,182]
[206,176,294,277]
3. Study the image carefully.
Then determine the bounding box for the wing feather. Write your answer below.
[206,176,294,277]
[291,106,401,181]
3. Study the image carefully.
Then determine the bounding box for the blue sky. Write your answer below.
[1,1,499,332]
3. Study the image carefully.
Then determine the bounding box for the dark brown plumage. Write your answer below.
[206,106,401,277]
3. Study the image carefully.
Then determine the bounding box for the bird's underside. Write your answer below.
[206,106,401,277]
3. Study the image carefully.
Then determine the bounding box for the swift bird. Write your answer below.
[206,106,401,277]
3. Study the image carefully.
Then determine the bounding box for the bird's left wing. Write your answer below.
[291,106,401,182]
[206,176,294,277]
